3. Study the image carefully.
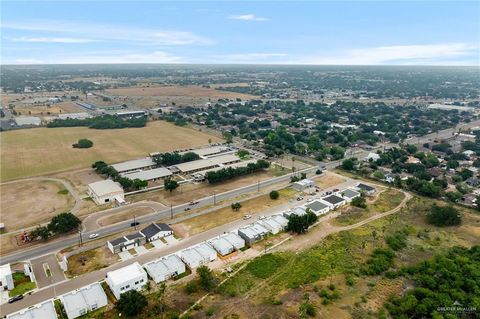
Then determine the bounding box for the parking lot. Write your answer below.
[30,254,65,288]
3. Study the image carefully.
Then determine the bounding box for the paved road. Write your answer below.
[0,165,323,265]
[0,173,360,316]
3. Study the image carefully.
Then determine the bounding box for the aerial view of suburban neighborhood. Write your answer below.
[0,1,479,319]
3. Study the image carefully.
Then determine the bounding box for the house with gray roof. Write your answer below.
[140,223,173,242]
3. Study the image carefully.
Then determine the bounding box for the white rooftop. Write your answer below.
[111,157,155,172]
[293,179,315,186]
[121,167,172,181]
[174,154,239,173]
[7,300,57,319]
[60,283,107,319]
[88,179,123,197]
[106,262,146,286]
[0,263,12,278]
[14,117,41,126]
[185,145,230,157]
[221,232,245,249]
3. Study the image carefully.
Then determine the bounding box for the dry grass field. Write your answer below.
[0,121,222,181]
[105,85,259,99]
[97,206,154,227]
[0,180,74,231]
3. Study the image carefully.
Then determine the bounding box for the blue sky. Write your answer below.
[1,1,479,65]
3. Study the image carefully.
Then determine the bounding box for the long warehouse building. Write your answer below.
[173,154,240,174]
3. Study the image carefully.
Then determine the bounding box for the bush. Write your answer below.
[362,248,395,275]
[185,281,199,294]
[269,190,280,200]
[351,196,367,208]
[197,266,216,291]
[72,138,93,148]
[427,205,461,227]
[385,231,408,251]
[115,290,148,317]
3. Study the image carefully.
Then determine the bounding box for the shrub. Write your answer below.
[385,231,408,251]
[185,281,199,294]
[269,190,280,200]
[351,196,367,208]
[427,205,461,227]
[362,248,395,275]
[72,138,93,148]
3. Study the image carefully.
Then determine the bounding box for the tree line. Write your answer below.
[92,161,148,191]
[206,160,270,183]
[47,115,147,129]
[152,151,200,166]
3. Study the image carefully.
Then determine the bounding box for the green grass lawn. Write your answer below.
[9,273,36,297]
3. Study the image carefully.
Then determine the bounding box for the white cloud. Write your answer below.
[287,43,478,65]
[2,20,213,45]
[229,14,268,21]
[11,36,98,43]
[6,51,184,64]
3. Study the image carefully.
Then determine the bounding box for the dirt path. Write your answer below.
[182,189,412,317]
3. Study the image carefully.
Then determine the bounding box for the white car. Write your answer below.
[258,215,266,220]
[88,233,99,239]
[243,214,252,220]
[307,198,314,203]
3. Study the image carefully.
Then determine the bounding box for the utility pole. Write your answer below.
[213,191,216,206]
[257,179,260,192]
[133,215,136,230]
[78,231,83,247]
[170,202,173,219]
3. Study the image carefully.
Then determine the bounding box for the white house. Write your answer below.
[0,263,14,291]
[144,254,185,283]
[221,233,245,250]
[305,200,330,216]
[60,283,108,319]
[321,194,347,209]
[194,243,217,263]
[87,180,124,205]
[208,237,235,256]
[106,262,148,299]
[292,179,315,191]
[271,215,289,228]
[140,223,173,242]
[336,188,361,203]
[7,300,57,319]
[179,248,205,269]
[259,218,283,234]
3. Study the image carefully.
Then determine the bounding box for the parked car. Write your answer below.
[8,295,23,303]
[258,215,266,220]
[243,214,252,220]
[296,196,304,201]
[184,207,191,211]
[88,233,99,239]
[307,198,314,203]
[130,222,139,227]
[333,188,339,192]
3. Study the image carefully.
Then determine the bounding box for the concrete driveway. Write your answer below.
[30,254,65,288]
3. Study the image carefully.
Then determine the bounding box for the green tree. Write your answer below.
[164,178,179,192]
[427,205,461,226]
[351,196,367,208]
[341,158,356,171]
[236,149,250,159]
[72,138,93,148]
[48,212,81,234]
[115,290,148,317]
[197,266,216,291]
[231,202,242,211]
[30,226,50,241]
[269,190,280,200]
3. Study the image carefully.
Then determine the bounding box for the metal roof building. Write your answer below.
[259,218,283,234]
[121,167,172,181]
[305,200,330,216]
[337,188,361,202]
[179,247,204,268]
[292,179,315,191]
[321,194,347,208]
[183,145,231,158]
[7,300,57,319]
[174,154,240,174]
[106,262,148,299]
[208,237,235,256]
[14,116,41,126]
[194,243,217,262]
[111,157,156,173]
[271,215,289,228]
[283,206,307,218]
[143,254,185,283]
[87,180,124,205]
[59,283,107,319]
[221,233,245,250]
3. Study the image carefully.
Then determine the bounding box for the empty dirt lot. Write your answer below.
[0,180,74,231]
[105,85,259,99]
[1,120,222,181]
